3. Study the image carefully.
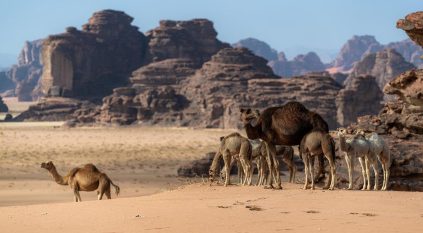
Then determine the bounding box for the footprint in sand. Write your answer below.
[217,205,231,209]
[305,210,319,214]
[361,213,377,217]
[245,205,263,211]
[280,211,290,214]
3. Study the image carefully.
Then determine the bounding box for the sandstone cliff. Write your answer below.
[233,38,278,61]
[268,52,326,77]
[39,9,147,99]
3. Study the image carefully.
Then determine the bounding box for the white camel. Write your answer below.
[357,130,391,191]
[337,128,379,190]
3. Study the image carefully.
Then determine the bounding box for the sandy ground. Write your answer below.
[1,183,422,233]
[0,122,235,206]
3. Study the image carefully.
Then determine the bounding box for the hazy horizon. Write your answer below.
[0,0,422,67]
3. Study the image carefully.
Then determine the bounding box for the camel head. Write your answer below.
[41,161,55,171]
[240,108,260,126]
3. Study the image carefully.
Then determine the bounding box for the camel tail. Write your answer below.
[329,136,336,164]
[110,180,120,196]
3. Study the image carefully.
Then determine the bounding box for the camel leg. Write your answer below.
[358,157,367,190]
[268,143,282,189]
[364,157,371,191]
[383,162,390,191]
[309,156,315,190]
[105,187,111,199]
[223,152,231,187]
[326,154,336,190]
[372,162,379,191]
[263,143,275,189]
[303,156,309,190]
[344,154,353,190]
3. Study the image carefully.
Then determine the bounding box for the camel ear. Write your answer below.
[246,109,251,114]
[255,109,260,116]
[240,108,245,113]
[219,136,224,141]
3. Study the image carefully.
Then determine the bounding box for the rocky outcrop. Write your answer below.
[0,96,8,112]
[397,11,423,48]
[336,75,383,126]
[247,72,342,129]
[344,49,415,93]
[39,9,147,99]
[13,97,84,121]
[268,52,326,77]
[145,19,229,65]
[333,35,383,71]
[232,38,278,61]
[180,47,279,128]
[8,40,43,101]
[386,39,423,68]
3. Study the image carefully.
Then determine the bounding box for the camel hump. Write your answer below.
[68,167,79,177]
[222,132,242,140]
[83,164,100,173]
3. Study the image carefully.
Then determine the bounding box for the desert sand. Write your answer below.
[1,183,422,233]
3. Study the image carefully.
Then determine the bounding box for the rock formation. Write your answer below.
[347,14,423,191]
[145,19,229,65]
[386,39,423,68]
[332,35,383,71]
[344,49,416,93]
[268,52,326,77]
[233,38,278,61]
[8,39,43,101]
[0,70,15,94]
[180,47,279,128]
[38,9,147,99]
[0,96,8,112]
[336,75,383,126]
[247,72,342,129]
[397,11,423,48]
[13,97,83,121]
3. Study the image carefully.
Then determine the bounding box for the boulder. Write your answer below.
[0,96,8,112]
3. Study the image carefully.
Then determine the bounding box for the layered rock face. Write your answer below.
[8,40,43,101]
[180,47,279,128]
[344,49,415,92]
[333,35,383,71]
[145,19,229,65]
[247,72,342,129]
[336,75,383,126]
[268,52,326,77]
[39,9,147,99]
[233,37,278,61]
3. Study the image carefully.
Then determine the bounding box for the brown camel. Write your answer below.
[240,101,329,189]
[41,161,120,202]
[300,131,336,190]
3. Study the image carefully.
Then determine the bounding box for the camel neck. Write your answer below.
[49,167,68,185]
[244,123,262,140]
[338,134,348,152]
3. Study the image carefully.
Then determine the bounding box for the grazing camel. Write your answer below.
[337,129,379,190]
[356,130,391,190]
[41,161,120,202]
[209,133,252,186]
[240,101,329,189]
[300,131,336,190]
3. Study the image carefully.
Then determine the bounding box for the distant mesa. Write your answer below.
[232,37,278,61]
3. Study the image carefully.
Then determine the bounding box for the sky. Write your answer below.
[0,0,422,67]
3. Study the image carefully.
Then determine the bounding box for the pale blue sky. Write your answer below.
[0,0,422,66]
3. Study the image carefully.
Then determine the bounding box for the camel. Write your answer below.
[276,145,297,184]
[209,133,253,186]
[300,131,336,190]
[240,101,329,189]
[356,130,391,190]
[337,129,379,190]
[41,161,120,202]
